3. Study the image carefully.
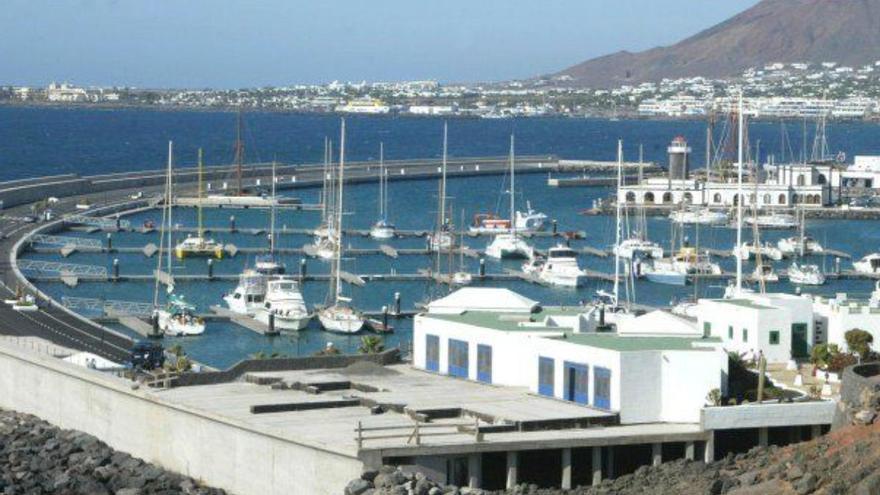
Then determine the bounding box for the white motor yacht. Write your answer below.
[669,208,728,225]
[733,241,784,261]
[223,269,266,315]
[745,213,799,229]
[536,245,585,287]
[255,276,311,331]
[485,233,534,259]
[157,294,205,336]
[854,253,880,274]
[788,262,825,285]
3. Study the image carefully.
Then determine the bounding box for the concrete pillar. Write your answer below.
[685,442,695,461]
[811,424,822,440]
[704,433,715,463]
[561,448,572,490]
[505,451,518,489]
[468,453,481,489]
[591,447,602,486]
[607,447,615,479]
[758,427,769,447]
[652,443,662,467]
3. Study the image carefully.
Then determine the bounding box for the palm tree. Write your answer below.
[358,336,385,354]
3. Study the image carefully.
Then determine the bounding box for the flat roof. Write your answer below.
[707,298,776,310]
[421,309,565,333]
[551,333,720,352]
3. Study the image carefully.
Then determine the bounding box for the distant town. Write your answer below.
[6,61,880,120]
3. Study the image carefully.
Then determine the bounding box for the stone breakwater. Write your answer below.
[350,422,880,495]
[0,409,225,495]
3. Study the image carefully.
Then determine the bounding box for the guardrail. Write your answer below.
[355,417,483,448]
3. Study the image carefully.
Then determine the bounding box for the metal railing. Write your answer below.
[61,296,153,317]
[17,259,108,278]
[30,234,103,248]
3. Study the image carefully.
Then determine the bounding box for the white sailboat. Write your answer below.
[313,137,338,259]
[317,119,366,334]
[751,264,779,283]
[777,209,823,255]
[174,149,223,260]
[485,135,535,260]
[745,212,798,229]
[370,142,396,239]
[255,276,311,331]
[854,253,880,274]
[428,122,455,251]
[733,241,784,261]
[154,141,205,336]
[256,160,286,274]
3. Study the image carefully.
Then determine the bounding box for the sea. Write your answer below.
[3,106,880,368]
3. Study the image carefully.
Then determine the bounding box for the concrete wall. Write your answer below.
[660,350,727,423]
[702,401,836,430]
[0,342,363,495]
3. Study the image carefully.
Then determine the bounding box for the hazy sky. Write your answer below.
[2,0,759,88]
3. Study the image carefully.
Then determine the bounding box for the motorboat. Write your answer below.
[175,235,223,259]
[469,213,510,234]
[317,299,365,334]
[313,231,337,260]
[788,262,825,285]
[777,236,824,256]
[521,256,544,275]
[854,253,880,274]
[733,241,784,261]
[614,237,664,260]
[157,294,205,336]
[751,264,779,283]
[255,253,285,275]
[485,233,534,259]
[254,276,311,331]
[514,202,548,232]
[640,261,687,286]
[536,245,585,287]
[669,208,728,225]
[745,213,799,229]
[223,269,266,315]
[370,219,396,240]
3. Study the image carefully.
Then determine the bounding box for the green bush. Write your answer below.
[827,352,858,373]
[810,343,840,369]
[845,329,874,360]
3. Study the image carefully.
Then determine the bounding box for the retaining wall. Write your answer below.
[0,340,363,495]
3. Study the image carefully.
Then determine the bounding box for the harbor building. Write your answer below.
[841,155,880,190]
[811,283,880,353]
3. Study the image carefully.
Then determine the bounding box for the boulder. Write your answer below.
[345,478,372,495]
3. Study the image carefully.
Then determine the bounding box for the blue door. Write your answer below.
[594,367,611,409]
[538,357,555,397]
[477,344,492,383]
[425,334,439,372]
[564,362,589,405]
[448,339,469,378]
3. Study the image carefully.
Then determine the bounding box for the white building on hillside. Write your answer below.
[812,283,880,353]
[413,288,728,424]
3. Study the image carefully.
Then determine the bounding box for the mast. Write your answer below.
[270,159,277,254]
[321,137,329,224]
[154,141,173,308]
[735,92,745,293]
[440,122,448,229]
[614,139,623,305]
[509,134,516,236]
[334,119,346,303]
[379,142,385,220]
[235,108,244,195]
[197,148,204,238]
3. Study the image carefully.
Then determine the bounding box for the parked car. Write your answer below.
[127,340,165,370]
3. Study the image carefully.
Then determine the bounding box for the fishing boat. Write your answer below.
[733,241,784,261]
[788,262,825,285]
[255,161,286,274]
[222,269,266,315]
[427,123,456,251]
[153,142,205,337]
[485,135,535,259]
[669,208,728,225]
[175,149,223,260]
[745,213,798,229]
[255,276,311,331]
[854,253,880,274]
[158,294,206,337]
[514,201,548,232]
[317,119,366,334]
[369,142,396,240]
[535,244,585,287]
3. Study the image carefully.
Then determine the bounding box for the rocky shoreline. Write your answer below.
[0,409,224,495]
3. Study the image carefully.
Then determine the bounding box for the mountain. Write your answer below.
[552,0,880,87]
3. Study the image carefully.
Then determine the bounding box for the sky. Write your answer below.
[1,0,759,89]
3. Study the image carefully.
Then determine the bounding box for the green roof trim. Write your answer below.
[549,333,719,352]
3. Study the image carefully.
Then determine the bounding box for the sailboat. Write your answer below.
[485,135,535,259]
[174,149,223,259]
[427,122,455,251]
[784,208,824,285]
[313,138,338,260]
[255,160,286,274]
[154,142,205,336]
[451,211,473,285]
[370,142,396,239]
[778,209,823,255]
[615,187,663,260]
[317,119,366,334]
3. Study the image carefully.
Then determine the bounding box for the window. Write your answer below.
[563,362,589,405]
[538,357,554,397]
[728,326,733,340]
[769,331,780,345]
[742,328,749,342]
[477,344,492,383]
[448,339,469,378]
[703,322,712,338]
[425,335,439,372]
[594,367,612,409]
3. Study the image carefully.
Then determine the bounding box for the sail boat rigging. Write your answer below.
[370,142,396,239]
[175,149,223,259]
[485,135,535,259]
[255,160,286,274]
[428,122,454,251]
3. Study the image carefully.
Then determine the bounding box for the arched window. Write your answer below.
[626,192,636,203]
[683,192,693,204]
[733,194,740,206]
[778,194,787,205]
[797,174,806,186]
[817,174,827,185]
[749,193,757,205]
[662,192,673,204]
[644,192,655,204]
[713,193,722,204]
[763,194,771,204]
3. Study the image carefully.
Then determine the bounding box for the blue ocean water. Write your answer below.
[5,107,880,368]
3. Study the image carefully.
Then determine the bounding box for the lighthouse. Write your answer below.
[668,136,691,180]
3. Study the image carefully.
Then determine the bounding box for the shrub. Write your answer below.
[827,352,858,374]
[810,343,840,369]
[706,388,722,406]
[845,329,874,360]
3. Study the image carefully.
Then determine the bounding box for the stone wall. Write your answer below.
[834,363,880,429]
